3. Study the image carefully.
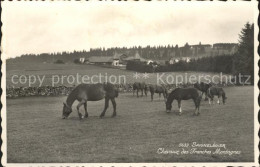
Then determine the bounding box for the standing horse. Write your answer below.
[62,83,118,119]
[194,82,212,101]
[207,87,227,105]
[149,84,168,102]
[165,88,202,116]
[133,82,148,97]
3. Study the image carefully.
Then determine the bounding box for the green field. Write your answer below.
[6,62,231,87]
[6,62,254,162]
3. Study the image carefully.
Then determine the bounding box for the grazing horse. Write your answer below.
[194,82,212,101]
[165,88,202,116]
[62,83,118,119]
[207,87,227,105]
[149,84,168,102]
[133,82,148,97]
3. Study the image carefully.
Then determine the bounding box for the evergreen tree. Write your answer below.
[232,22,254,85]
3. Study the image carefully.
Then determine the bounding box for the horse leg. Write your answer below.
[208,96,214,105]
[77,100,86,119]
[195,98,200,116]
[84,102,88,118]
[100,97,109,118]
[141,89,144,97]
[178,100,182,115]
[217,95,220,105]
[201,92,205,101]
[222,94,226,105]
[197,104,200,115]
[205,91,209,101]
[137,89,139,97]
[151,92,154,101]
[192,99,198,116]
[162,92,167,102]
[159,93,161,100]
[111,98,117,117]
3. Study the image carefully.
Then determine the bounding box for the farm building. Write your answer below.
[168,57,191,64]
[79,58,85,63]
[88,56,114,65]
[123,52,146,62]
[212,43,238,55]
[182,57,191,62]
[190,43,212,55]
[88,52,125,66]
[169,58,180,64]
[190,43,212,49]
[112,52,121,66]
[88,51,148,66]
[112,58,120,66]
[146,60,154,65]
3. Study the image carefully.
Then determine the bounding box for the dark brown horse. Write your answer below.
[194,82,212,101]
[62,83,118,119]
[207,86,227,105]
[149,84,168,102]
[133,82,148,97]
[166,88,202,116]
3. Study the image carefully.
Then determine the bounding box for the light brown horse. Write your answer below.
[62,83,118,119]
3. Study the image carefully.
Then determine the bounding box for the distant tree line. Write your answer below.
[126,22,254,85]
[7,22,253,84]
[156,55,233,73]
[7,42,237,64]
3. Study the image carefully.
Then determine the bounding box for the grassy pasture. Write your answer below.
[6,62,230,87]
[7,86,254,162]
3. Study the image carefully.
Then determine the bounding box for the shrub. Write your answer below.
[54,59,65,64]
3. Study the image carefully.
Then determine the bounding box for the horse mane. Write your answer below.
[166,88,179,101]
[170,88,179,94]
[65,85,79,107]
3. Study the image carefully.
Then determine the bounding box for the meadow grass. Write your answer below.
[7,86,254,162]
[6,62,230,87]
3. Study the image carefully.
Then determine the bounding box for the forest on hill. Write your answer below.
[7,42,237,64]
[126,23,254,84]
[6,22,254,84]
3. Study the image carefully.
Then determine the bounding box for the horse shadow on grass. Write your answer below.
[59,115,122,121]
[159,109,200,117]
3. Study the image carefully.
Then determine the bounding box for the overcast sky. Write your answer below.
[2,1,256,58]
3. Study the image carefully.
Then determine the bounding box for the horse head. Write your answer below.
[62,102,72,119]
